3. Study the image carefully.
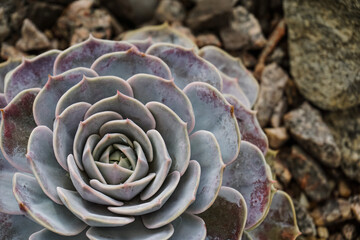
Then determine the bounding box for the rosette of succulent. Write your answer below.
[0,23,300,240]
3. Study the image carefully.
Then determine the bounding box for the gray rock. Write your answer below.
[16,19,50,51]
[186,0,234,30]
[293,200,317,236]
[325,106,360,182]
[284,102,341,167]
[220,6,266,50]
[284,0,360,110]
[28,2,64,30]
[0,8,10,42]
[255,63,288,127]
[311,198,353,226]
[55,0,112,45]
[155,0,186,23]
[99,0,158,25]
[286,146,332,202]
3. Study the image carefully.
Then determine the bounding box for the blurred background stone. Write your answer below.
[284,0,360,110]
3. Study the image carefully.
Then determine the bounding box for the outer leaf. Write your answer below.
[55,76,133,117]
[12,173,87,236]
[57,188,134,227]
[53,36,133,75]
[146,102,190,175]
[30,228,88,240]
[0,58,22,93]
[199,46,259,106]
[123,22,197,49]
[246,191,301,240]
[0,213,42,240]
[67,154,123,206]
[91,48,172,80]
[4,50,60,102]
[142,160,201,229]
[222,141,273,229]
[221,72,250,108]
[183,82,241,165]
[53,102,91,171]
[0,152,22,214]
[146,43,222,91]
[0,88,40,172]
[127,38,153,52]
[33,67,98,129]
[225,94,268,154]
[108,171,180,216]
[140,129,172,200]
[87,218,174,240]
[198,186,247,240]
[187,130,225,214]
[170,213,206,240]
[128,74,195,132]
[27,126,74,205]
[84,91,155,132]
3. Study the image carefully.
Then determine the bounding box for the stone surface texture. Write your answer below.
[220,6,266,50]
[255,63,288,127]
[15,19,50,51]
[286,146,332,202]
[284,0,360,110]
[284,102,341,167]
[325,106,360,183]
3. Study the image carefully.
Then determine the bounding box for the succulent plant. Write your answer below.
[0,23,299,239]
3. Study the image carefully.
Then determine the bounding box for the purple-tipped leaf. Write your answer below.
[198,186,247,240]
[146,43,222,91]
[33,67,98,129]
[223,141,273,229]
[0,88,40,172]
[128,74,195,132]
[53,36,133,75]
[246,191,301,240]
[142,160,200,229]
[184,82,241,165]
[12,173,87,236]
[123,23,196,49]
[27,126,74,204]
[5,50,60,102]
[91,48,172,80]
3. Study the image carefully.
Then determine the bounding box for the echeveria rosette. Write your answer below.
[0,23,298,239]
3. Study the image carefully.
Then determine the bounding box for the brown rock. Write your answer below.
[325,106,360,182]
[255,63,288,127]
[329,233,345,240]
[155,0,186,22]
[350,195,360,222]
[342,223,357,240]
[294,200,317,236]
[284,0,360,110]
[220,6,266,50]
[286,146,332,202]
[273,158,292,186]
[317,227,329,239]
[311,199,352,226]
[284,102,341,167]
[99,0,158,25]
[264,127,289,149]
[195,33,221,48]
[1,43,27,59]
[186,0,234,30]
[338,180,352,198]
[270,96,288,128]
[55,0,112,45]
[0,8,10,42]
[16,19,50,51]
[27,2,64,30]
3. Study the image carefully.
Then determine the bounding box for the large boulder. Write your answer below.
[284,0,360,110]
